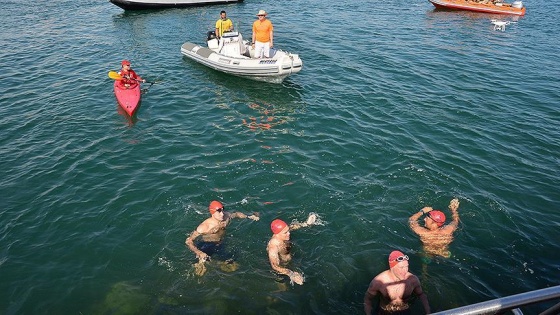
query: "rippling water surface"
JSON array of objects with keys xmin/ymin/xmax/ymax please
[{"xmin": 1, "ymin": 0, "xmax": 559, "ymax": 313}]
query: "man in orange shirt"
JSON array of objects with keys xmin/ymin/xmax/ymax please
[{"xmin": 252, "ymin": 10, "xmax": 274, "ymax": 58}]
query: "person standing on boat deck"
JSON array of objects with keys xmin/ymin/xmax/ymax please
[
  {"xmin": 364, "ymin": 250, "xmax": 430, "ymax": 315},
  {"xmin": 252, "ymin": 10, "xmax": 274, "ymax": 58},
  {"xmin": 117, "ymin": 60, "xmax": 144, "ymax": 89},
  {"xmin": 266, "ymin": 213, "xmax": 318, "ymax": 285},
  {"xmin": 215, "ymin": 10, "xmax": 233, "ymax": 38},
  {"xmin": 408, "ymin": 198, "xmax": 460, "ymax": 258},
  {"xmin": 185, "ymin": 200, "xmax": 259, "ymax": 265}
]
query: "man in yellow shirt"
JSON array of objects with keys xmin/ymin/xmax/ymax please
[
  {"xmin": 215, "ymin": 10, "xmax": 233, "ymax": 38},
  {"xmin": 252, "ymin": 10, "xmax": 274, "ymax": 58}
]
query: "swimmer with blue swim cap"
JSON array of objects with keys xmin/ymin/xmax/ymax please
[{"xmin": 408, "ymin": 198, "xmax": 461, "ymax": 258}]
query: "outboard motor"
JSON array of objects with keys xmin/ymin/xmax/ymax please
[
  {"xmin": 207, "ymin": 30, "xmax": 219, "ymax": 50},
  {"xmin": 511, "ymin": 1, "xmax": 523, "ymax": 8}
]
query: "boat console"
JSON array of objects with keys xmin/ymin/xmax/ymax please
[{"xmin": 208, "ymin": 31, "xmax": 248, "ymax": 57}]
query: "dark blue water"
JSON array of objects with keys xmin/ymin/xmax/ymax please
[{"xmin": 1, "ymin": 0, "xmax": 559, "ymax": 314}]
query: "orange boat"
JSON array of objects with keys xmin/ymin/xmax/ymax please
[{"xmin": 428, "ymin": 0, "xmax": 526, "ymax": 16}]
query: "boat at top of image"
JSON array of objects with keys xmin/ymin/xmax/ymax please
[
  {"xmin": 180, "ymin": 31, "xmax": 303, "ymax": 84},
  {"xmin": 109, "ymin": 0, "xmax": 243, "ymax": 10},
  {"xmin": 428, "ymin": 0, "xmax": 526, "ymax": 16}
]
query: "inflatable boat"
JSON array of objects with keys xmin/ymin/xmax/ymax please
[{"xmin": 180, "ymin": 31, "xmax": 303, "ymax": 84}]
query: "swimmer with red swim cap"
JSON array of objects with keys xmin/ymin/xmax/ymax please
[
  {"xmin": 364, "ymin": 250, "xmax": 430, "ymax": 314},
  {"xmin": 408, "ymin": 198, "xmax": 461, "ymax": 258},
  {"xmin": 266, "ymin": 213, "xmax": 318, "ymax": 285},
  {"xmin": 185, "ymin": 200, "xmax": 259, "ymax": 274}
]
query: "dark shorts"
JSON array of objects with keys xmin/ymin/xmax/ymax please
[
  {"xmin": 377, "ymin": 307, "xmax": 411, "ymax": 315},
  {"xmin": 198, "ymin": 242, "xmax": 234, "ymax": 261}
]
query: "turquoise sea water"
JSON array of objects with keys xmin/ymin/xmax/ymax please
[{"xmin": 1, "ymin": 0, "xmax": 559, "ymax": 314}]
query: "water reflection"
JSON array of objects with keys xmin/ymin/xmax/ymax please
[
  {"xmin": 196, "ymin": 72, "xmax": 307, "ymax": 132},
  {"xmin": 248, "ymin": 84, "xmax": 303, "ymax": 131}
]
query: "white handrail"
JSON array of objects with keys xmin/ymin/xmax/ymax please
[{"xmin": 431, "ymin": 285, "xmax": 560, "ymax": 315}]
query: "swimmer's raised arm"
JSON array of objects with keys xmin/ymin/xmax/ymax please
[
  {"xmin": 229, "ymin": 211, "xmax": 260, "ymax": 221},
  {"xmin": 445, "ymin": 198, "xmax": 460, "ymax": 231},
  {"xmin": 290, "ymin": 213, "xmax": 318, "ymax": 230},
  {"xmin": 409, "ymin": 207, "xmax": 431, "ymax": 234}
]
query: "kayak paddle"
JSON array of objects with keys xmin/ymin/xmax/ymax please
[
  {"xmin": 108, "ymin": 71, "xmax": 123, "ymax": 80},
  {"xmin": 108, "ymin": 70, "xmax": 159, "ymax": 84}
]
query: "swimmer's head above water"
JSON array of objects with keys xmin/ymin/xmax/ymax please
[
  {"xmin": 427, "ymin": 210, "xmax": 446, "ymax": 227},
  {"xmin": 388, "ymin": 250, "xmax": 410, "ymax": 280},
  {"xmin": 270, "ymin": 219, "xmax": 288, "ymax": 234},
  {"xmin": 388, "ymin": 250, "xmax": 409, "ymax": 269},
  {"xmin": 209, "ymin": 200, "xmax": 224, "ymax": 214}
]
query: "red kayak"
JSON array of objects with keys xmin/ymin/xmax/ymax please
[{"xmin": 113, "ymin": 81, "xmax": 141, "ymax": 116}]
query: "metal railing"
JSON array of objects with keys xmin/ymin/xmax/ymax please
[{"xmin": 431, "ymin": 285, "xmax": 560, "ymax": 315}]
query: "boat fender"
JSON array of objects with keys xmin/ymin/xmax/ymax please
[
  {"xmin": 511, "ymin": 1, "xmax": 523, "ymax": 8},
  {"xmin": 289, "ymin": 56, "xmax": 293, "ymax": 74}
]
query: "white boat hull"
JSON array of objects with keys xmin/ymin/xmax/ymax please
[{"xmin": 180, "ymin": 32, "xmax": 303, "ymax": 84}]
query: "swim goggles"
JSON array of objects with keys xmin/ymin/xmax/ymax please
[{"xmin": 391, "ymin": 255, "xmax": 409, "ymax": 262}]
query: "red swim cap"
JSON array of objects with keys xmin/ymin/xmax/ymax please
[
  {"xmin": 270, "ymin": 219, "xmax": 288, "ymax": 234},
  {"xmin": 428, "ymin": 210, "xmax": 446, "ymax": 227},
  {"xmin": 121, "ymin": 60, "xmax": 131, "ymax": 66},
  {"xmin": 208, "ymin": 200, "xmax": 223, "ymax": 214},
  {"xmin": 389, "ymin": 250, "xmax": 405, "ymax": 269}
]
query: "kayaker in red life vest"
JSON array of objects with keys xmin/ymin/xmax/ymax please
[{"xmin": 117, "ymin": 60, "xmax": 145, "ymax": 89}]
